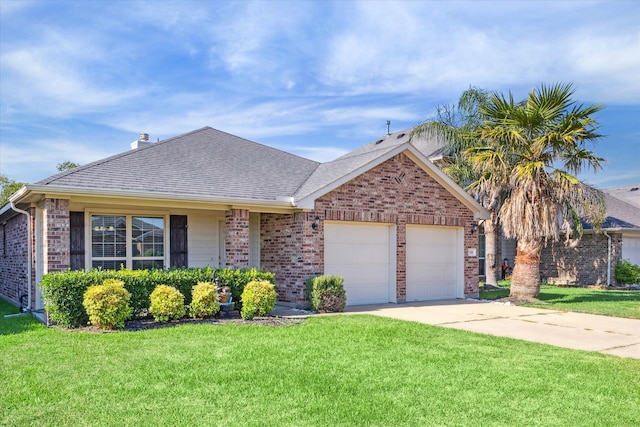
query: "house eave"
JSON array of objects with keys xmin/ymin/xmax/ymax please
[
  {"xmin": 10, "ymin": 184, "xmax": 299, "ymax": 212},
  {"xmin": 295, "ymin": 143, "xmax": 489, "ymax": 219}
]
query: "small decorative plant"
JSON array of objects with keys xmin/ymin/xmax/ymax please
[
  {"xmin": 240, "ymin": 280, "xmax": 277, "ymax": 320},
  {"xmin": 149, "ymin": 285, "xmax": 186, "ymax": 322},
  {"xmin": 82, "ymin": 279, "xmax": 132, "ymax": 330},
  {"xmin": 189, "ymin": 282, "xmax": 220, "ymax": 318}
]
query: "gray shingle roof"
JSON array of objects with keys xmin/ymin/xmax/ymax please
[
  {"xmin": 34, "ymin": 126, "xmax": 448, "ymax": 205},
  {"xmin": 335, "ymin": 128, "xmax": 445, "ymax": 161},
  {"xmin": 600, "ymin": 186, "xmax": 640, "ymax": 229},
  {"xmin": 293, "ymin": 129, "xmax": 445, "ymax": 200},
  {"xmin": 37, "ymin": 127, "xmax": 320, "ymax": 201}
]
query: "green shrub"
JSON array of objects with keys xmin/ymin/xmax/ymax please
[
  {"xmin": 240, "ymin": 280, "xmax": 277, "ymax": 320},
  {"xmin": 40, "ymin": 270, "xmax": 111, "ymax": 327},
  {"xmin": 82, "ymin": 279, "xmax": 132, "ymax": 330},
  {"xmin": 149, "ymin": 285, "xmax": 186, "ymax": 322},
  {"xmin": 615, "ymin": 259, "xmax": 640, "ymax": 285},
  {"xmin": 189, "ymin": 282, "xmax": 220, "ymax": 318},
  {"xmin": 215, "ymin": 268, "xmax": 275, "ymax": 309},
  {"xmin": 39, "ymin": 267, "xmax": 274, "ymax": 327},
  {"xmin": 306, "ymin": 275, "xmax": 346, "ymax": 313}
]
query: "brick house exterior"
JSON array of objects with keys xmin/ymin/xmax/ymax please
[
  {"xmin": 0, "ymin": 212, "xmax": 33, "ymax": 308},
  {"xmin": 262, "ymin": 153, "xmax": 479, "ymax": 303},
  {"xmin": 0, "ymin": 127, "xmax": 488, "ymax": 314},
  {"xmin": 539, "ymin": 232, "xmax": 623, "ymax": 286}
]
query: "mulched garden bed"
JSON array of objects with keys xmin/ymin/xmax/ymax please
[{"xmin": 63, "ymin": 313, "xmax": 305, "ymax": 333}]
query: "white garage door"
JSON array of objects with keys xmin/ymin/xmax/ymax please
[
  {"xmin": 324, "ymin": 222, "xmax": 394, "ymax": 305},
  {"xmin": 622, "ymin": 236, "xmax": 640, "ymax": 267},
  {"xmin": 406, "ymin": 225, "xmax": 462, "ymax": 301}
]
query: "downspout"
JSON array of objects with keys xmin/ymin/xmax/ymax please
[
  {"xmin": 603, "ymin": 230, "xmax": 611, "ymax": 286},
  {"xmin": 10, "ymin": 202, "xmax": 32, "ymax": 311}
]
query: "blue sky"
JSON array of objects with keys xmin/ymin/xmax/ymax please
[{"xmin": 1, "ymin": 0, "xmax": 639, "ymax": 188}]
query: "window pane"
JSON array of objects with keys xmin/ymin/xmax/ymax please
[
  {"xmin": 132, "ymin": 217, "xmax": 164, "ymax": 258},
  {"xmin": 132, "ymin": 259, "xmax": 164, "ymax": 270},
  {"xmin": 92, "ymin": 260, "xmax": 126, "ymax": 270},
  {"xmin": 91, "ymin": 215, "xmax": 126, "ymax": 258}
]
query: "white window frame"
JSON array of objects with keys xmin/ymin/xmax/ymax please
[{"xmin": 85, "ymin": 211, "xmax": 170, "ymax": 270}]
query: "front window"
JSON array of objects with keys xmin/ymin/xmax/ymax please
[{"xmin": 91, "ymin": 215, "xmax": 165, "ymax": 270}]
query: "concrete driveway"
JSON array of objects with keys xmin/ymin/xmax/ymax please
[{"xmin": 343, "ymin": 299, "xmax": 640, "ymax": 359}]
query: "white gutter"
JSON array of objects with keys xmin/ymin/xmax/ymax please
[
  {"xmin": 13, "ymin": 184, "xmax": 298, "ymax": 208},
  {"xmin": 603, "ymin": 230, "xmax": 611, "ymax": 286},
  {"xmin": 10, "ymin": 202, "xmax": 32, "ymax": 311}
]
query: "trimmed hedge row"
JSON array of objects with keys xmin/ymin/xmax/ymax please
[{"xmin": 40, "ymin": 267, "xmax": 275, "ymax": 328}]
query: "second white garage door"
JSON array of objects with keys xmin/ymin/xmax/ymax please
[
  {"xmin": 324, "ymin": 222, "xmax": 395, "ymax": 305},
  {"xmin": 623, "ymin": 236, "xmax": 640, "ymax": 267},
  {"xmin": 406, "ymin": 225, "xmax": 462, "ymax": 301}
]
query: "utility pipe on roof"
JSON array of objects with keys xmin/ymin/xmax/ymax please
[
  {"xmin": 603, "ymin": 230, "xmax": 612, "ymax": 286},
  {"xmin": 10, "ymin": 202, "xmax": 32, "ymax": 311}
]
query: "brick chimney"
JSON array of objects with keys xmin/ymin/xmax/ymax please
[{"xmin": 130, "ymin": 132, "xmax": 152, "ymax": 150}]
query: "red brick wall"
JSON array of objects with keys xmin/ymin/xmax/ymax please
[
  {"xmin": 540, "ymin": 232, "xmax": 622, "ymax": 286},
  {"xmin": 225, "ymin": 208, "xmax": 250, "ymax": 268},
  {"xmin": 262, "ymin": 153, "xmax": 479, "ymax": 304},
  {"xmin": 43, "ymin": 199, "xmax": 70, "ymax": 275},
  {"xmin": 260, "ymin": 211, "xmax": 321, "ymax": 302},
  {"xmin": 0, "ymin": 211, "xmax": 31, "ymax": 306}
]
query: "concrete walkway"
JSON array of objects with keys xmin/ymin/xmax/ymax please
[{"xmin": 340, "ymin": 299, "xmax": 640, "ymax": 359}]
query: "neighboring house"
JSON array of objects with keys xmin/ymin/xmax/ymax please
[
  {"xmin": 0, "ymin": 127, "xmax": 488, "ymax": 316},
  {"xmin": 539, "ymin": 185, "xmax": 640, "ymax": 286},
  {"xmin": 477, "ymin": 185, "xmax": 640, "ymax": 286}
]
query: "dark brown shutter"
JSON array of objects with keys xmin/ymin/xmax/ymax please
[
  {"xmin": 70, "ymin": 212, "xmax": 85, "ymax": 270},
  {"xmin": 170, "ymin": 215, "xmax": 188, "ymax": 268}
]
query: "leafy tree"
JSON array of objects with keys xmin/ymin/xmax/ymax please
[
  {"xmin": 56, "ymin": 161, "xmax": 80, "ymax": 171},
  {"xmin": 466, "ymin": 83, "xmax": 606, "ymax": 299},
  {"xmin": 412, "ymin": 87, "xmax": 506, "ymax": 286},
  {"xmin": 0, "ymin": 174, "xmax": 25, "ymax": 206}
]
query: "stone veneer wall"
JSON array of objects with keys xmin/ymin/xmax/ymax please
[
  {"xmin": 540, "ymin": 232, "xmax": 622, "ymax": 286},
  {"xmin": 261, "ymin": 153, "xmax": 479, "ymax": 304},
  {"xmin": 225, "ymin": 208, "xmax": 250, "ymax": 268}
]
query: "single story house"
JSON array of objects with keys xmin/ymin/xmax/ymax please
[
  {"xmin": 0, "ymin": 127, "xmax": 489, "ymax": 317},
  {"xmin": 539, "ymin": 185, "xmax": 640, "ymax": 286}
]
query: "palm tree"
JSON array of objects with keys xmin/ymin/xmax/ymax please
[
  {"xmin": 467, "ymin": 83, "xmax": 606, "ymax": 299},
  {"xmin": 412, "ymin": 87, "xmax": 506, "ymax": 286}
]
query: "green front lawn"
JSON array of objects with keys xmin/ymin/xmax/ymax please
[
  {"xmin": 480, "ymin": 283, "xmax": 640, "ymax": 319},
  {"xmin": 1, "ymin": 299, "xmax": 639, "ymax": 426}
]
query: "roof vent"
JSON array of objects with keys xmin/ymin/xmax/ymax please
[
  {"xmin": 631, "ymin": 187, "xmax": 638, "ymax": 191},
  {"xmin": 396, "ymin": 133, "xmax": 406, "ymax": 139},
  {"xmin": 375, "ymin": 139, "xmax": 384, "ymax": 145}
]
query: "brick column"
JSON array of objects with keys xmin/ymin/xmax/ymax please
[
  {"xmin": 43, "ymin": 198, "xmax": 70, "ymax": 274},
  {"xmin": 396, "ymin": 216, "xmax": 406, "ymax": 302},
  {"xmin": 225, "ymin": 209, "xmax": 250, "ymax": 268}
]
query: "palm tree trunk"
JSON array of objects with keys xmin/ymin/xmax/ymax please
[
  {"xmin": 509, "ymin": 239, "xmax": 542, "ymax": 300},
  {"xmin": 483, "ymin": 212, "xmax": 499, "ymax": 286}
]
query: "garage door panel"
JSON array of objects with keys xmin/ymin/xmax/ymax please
[
  {"xmin": 325, "ymin": 222, "xmax": 393, "ymax": 306},
  {"xmin": 623, "ymin": 236, "xmax": 640, "ymax": 266},
  {"xmin": 406, "ymin": 225, "xmax": 461, "ymax": 302}
]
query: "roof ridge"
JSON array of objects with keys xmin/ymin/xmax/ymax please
[{"xmin": 37, "ymin": 127, "xmax": 214, "ymax": 185}]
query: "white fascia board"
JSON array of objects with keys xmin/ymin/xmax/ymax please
[
  {"xmin": 296, "ymin": 143, "xmax": 489, "ymax": 219},
  {"xmin": 12, "ymin": 184, "xmax": 298, "ymax": 211}
]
